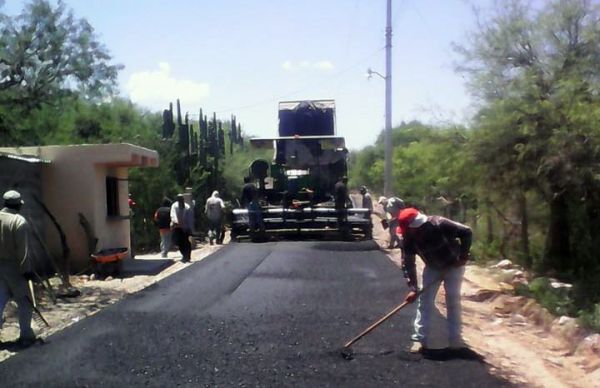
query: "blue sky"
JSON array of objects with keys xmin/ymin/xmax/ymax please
[{"xmin": 4, "ymin": 0, "xmax": 490, "ymax": 149}]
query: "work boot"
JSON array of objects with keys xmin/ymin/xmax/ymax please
[{"xmin": 409, "ymin": 342, "xmax": 426, "ymax": 354}]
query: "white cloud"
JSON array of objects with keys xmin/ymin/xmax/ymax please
[
  {"xmin": 281, "ymin": 60, "xmax": 335, "ymax": 71},
  {"xmin": 125, "ymin": 62, "xmax": 210, "ymax": 110},
  {"xmin": 282, "ymin": 60, "xmax": 293, "ymax": 70},
  {"xmin": 313, "ymin": 61, "xmax": 334, "ymax": 70}
]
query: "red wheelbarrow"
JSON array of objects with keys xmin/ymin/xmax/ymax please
[{"xmin": 91, "ymin": 247, "xmax": 128, "ymax": 277}]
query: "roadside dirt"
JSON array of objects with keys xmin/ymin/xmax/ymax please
[{"xmin": 2, "ymin": 220, "xmax": 599, "ymax": 387}]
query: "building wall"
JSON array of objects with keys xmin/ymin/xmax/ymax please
[{"xmin": 0, "ymin": 144, "xmax": 158, "ymax": 272}]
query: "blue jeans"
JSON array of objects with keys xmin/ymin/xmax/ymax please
[
  {"xmin": 411, "ymin": 265, "xmax": 465, "ymax": 347},
  {"xmin": 159, "ymin": 229, "xmax": 171, "ymax": 257},
  {"xmin": 248, "ymin": 202, "xmax": 264, "ymax": 231}
]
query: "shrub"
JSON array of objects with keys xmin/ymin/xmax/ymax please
[
  {"xmin": 578, "ymin": 304, "xmax": 600, "ymax": 333},
  {"xmin": 528, "ymin": 277, "xmax": 576, "ymax": 316}
]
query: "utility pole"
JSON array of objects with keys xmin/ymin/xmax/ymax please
[{"xmin": 384, "ymin": 0, "xmax": 393, "ymax": 197}]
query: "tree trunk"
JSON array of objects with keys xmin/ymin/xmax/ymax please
[
  {"xmin": 518, "ymin": 191, "xmax": 531, "ymax": 269},
  {"xmin": 486, "ymin": 201, "xmax": 494, "ymax": 244},
  {"xmin": 543, "ymin": 193, "xmax": 570, "ymax": 273}
]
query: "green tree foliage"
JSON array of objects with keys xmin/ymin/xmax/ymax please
[
  {"xmin": 349, "ymin": 121, "xmax": 474, "ymax": 220},
  {"xmin": 447, "ymin": 0, "xmax": 600, "ymax": 324},
  {"xmin": 454, "ymin": 0, "xmax": 600, "ymax": 278},
  {"xmin": 221, "ymin": 140, "xmax": 271, "ymax": 204},
  {"xmin": 0, "ymin": 0, "xmax": 121, "ymax": 144}
]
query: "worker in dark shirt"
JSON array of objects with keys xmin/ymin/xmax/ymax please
[
  {"xmin": 153, "ymin": 198, "xmax": 172, "ymax": 258},
  {"xmin": 241, "ymin": 177, "xmax": 262, "ymax": 232},
  {"xmin": 359, "ymin": 186, "xmax": 373, "ymax": 214},
  {"xmin": 241, "ymin": 176, "xmax": 257, "ymax": 207},
  {"xmin": 334, "ymin": 176, "xmax": 350, "ymax": 210},
  {"xmin": 334, "ymin": 176, "xmax": 351, "ymax": 237},
  {"xmin": 398, "ymin": 207, "xmax": 472, "ymax": 354}
]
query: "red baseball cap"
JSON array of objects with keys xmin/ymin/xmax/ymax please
[{"xmin": 397, "ymin": 207, "xmax": 427, "ymax": 235}]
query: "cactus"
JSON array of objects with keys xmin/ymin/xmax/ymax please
[
  {"xmin": 161, "ymin": 103, "xmax": 175, "ymax": 139},
  {"xmin": 218, "ymin": 121, "xmax": 225, "ymax": 157},
  {"xmin": 208, "ymin": 113, "xmax": 217, "ymax": 158}
]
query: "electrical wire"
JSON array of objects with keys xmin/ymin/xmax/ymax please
[{"xmin": 208, "ymin": 46, "xmax": 385, "ymax": 115}]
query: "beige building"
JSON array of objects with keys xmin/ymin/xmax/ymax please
[{"xmin": 0, "ymin": 144, "xmax": 159, "ymax": 272}]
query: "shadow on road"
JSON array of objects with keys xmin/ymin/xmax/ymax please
[
  {"xmin": 0, "ymin": 338, "xmax": 44, "ymax": 351},
  {"xmin": 423, "ymin": 347, "xmax": 486, "ymax": 363}
]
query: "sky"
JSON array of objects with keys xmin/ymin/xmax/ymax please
[{"xmin": 4, "ymin": 0, "xmax": 490, "ymax": 150}]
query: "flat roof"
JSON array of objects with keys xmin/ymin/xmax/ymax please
[
  {"xmin": 0, "ymin": 152, "xmax": 51, "ymax": 164},
  {"xmin": 0, "ymin": 143, "xmax": 159, "ymax": 168}
]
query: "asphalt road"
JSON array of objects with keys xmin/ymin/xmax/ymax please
[{"xmin": 0, "ymin": 241, "xmax": 513, "ymax": 387}]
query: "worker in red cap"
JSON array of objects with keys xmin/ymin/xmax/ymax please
[{"xmin": 397, "ymin": 207, "xmax": 472, "ymax": 353}]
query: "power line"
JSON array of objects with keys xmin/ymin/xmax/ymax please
[{"xmin": 209, "ymin": 46, "xmax": 385, "ymax": 115}]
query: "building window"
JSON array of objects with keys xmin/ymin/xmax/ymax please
[{"xmin": 106, "ymin": 176, "xmax": 120, "ymax": 216}]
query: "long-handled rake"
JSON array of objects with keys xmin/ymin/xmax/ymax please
[
  {"xmin": 340, "ymin": 276, "xmax": 442, "ymax": 360},
  {"xmin": 25, "ymin": 293, "xmax": 50, "ymax": 328}
]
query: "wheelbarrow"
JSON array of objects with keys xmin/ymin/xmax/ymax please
[{"xmin": 91, "ymin": 247, "xmax": 128, "ymax": 277}]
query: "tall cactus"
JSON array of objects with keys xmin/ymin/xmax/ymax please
[
  {"xmin": 179, "ymin": 109, "xmax": 189, "ymax": 154},
  {"xmin": 198, "ymin": 109, "xmax": 205, "ymax": 167},
  {"xmin": 208, "ymin": 113, "xmax": 217, "ymax": 158},
  {"xmin": 190, "ymin": 123, "xmax": 197, "ymax": 156},
  {"xmin": 229, "ymin": 115, "xmax": 236, "ymax": 154},
  {"xmin": 218, "ymin": 121, "xmax": 225, "ymax": 157},
  {"xmin": 164, "ymin": 100, "xmax": 246, "ymax": 192},
  {"xmin": 200, "ymin": 111, "xmax": 208, "ymax": 168},
  {"xmin": 162, "ymin": 102, "xmax": 175, "ymax": 139},
  {"xmin": 238, "ymin": 123, "xmax": 244, "ymax": 149}
]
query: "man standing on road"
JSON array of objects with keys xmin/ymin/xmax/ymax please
[
  {"xmin": 170, "ymin": 194, "xmax": 194, "ymax": 262},
  {"xmin": 398, "ymin": 207, "xmax": 472, "ymax": 353},
  {"xmin": 205, "ymin": 191, "xmax": 225, "ymax": 245},
  {"xmin": 334, "ymin": 176, "xmax": 350, "ymax": 209},
  {"xmin": 0, "ymin": 190, "xmax": 37, "ymax": 346},
  {"xmin": 154, "ymin": 198, "xmax": 172, "ymax": 258},
  {"xmin": 334, "ymin": 177, "xmax": 351, "ymax": 238},
  {"xmin": 359, "ymin": 186, "xmax": 373, "ymax": 217},
  {"xmin": 378, "ymin": 196, "xmax": 405, "ymax": 249},
  {"xmin": 241, "ymin": 177, "xmax": 263, "ymax": 233}
]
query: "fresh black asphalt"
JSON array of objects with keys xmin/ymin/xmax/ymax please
[{"xmin": 0, "ymin": 241, "xmax": 513, "ymax": 387}]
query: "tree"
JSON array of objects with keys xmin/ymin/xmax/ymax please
[
  {"xmin": 0, "ymin": 0, "xmax": 122, "ymax": 144},
  {"xmin": 455, "ymin": 0, "xmax": 600, "ymax": 272},
  {"xmin": 0, "ymin": 0, "xmax": 121, "ymax": 105}
]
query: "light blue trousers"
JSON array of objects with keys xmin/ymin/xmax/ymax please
[
  {"xmin": 411, "ymin": 265, "xmax": 465, "ymax": 347},
  {"xmin": 159, "ymin": 229, "xmax": 172, "ymax": 257}
]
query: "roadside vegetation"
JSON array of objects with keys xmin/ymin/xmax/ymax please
[
  {"xmin": 350, "ymin": 0, "xmax": 600, "ymax": 332},
  {"xmin": 1, "ymin": 0, "xmax": 599, "ymax": 331}
]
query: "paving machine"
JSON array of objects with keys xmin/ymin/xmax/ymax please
[{"xmin": 231, "ymin": 100, "xmax": 372, "ymax": 240}]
